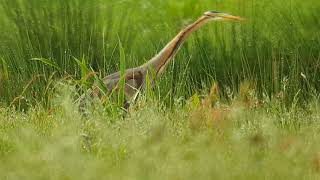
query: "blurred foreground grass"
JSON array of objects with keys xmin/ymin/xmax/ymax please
[{"xmin": 0, "ymin": 84, "xmax": 320, "ymax": 179}]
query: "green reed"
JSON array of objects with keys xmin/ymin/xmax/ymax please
[{"xmin": 0, "ymin": 0, "xmax": 319, "ymax": 108}]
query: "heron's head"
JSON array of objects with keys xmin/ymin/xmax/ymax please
[{"xmin": 203, "ymin": 11, "xmax": 244, "ymax": 21}]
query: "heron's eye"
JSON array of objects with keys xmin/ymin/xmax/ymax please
[{"xmin": 209, "ymin": 11, "xmax": 222, "ymax": 14}]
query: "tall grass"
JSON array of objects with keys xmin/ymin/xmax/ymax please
[{"xmin": 0, "ymin": 0, "xmax": 319, "ymax": 108}]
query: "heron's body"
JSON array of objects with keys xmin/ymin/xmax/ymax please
[
  {"xmin": 93, "ymin": 11, "xmax": 243, "ymax": 107},
  {"xmin": 99, "ymin": 67, "xmax": 145, "ymax": 98}
]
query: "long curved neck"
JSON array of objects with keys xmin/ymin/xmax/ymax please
[{"xmin": 142, "ymin": 15, "xmax": 212, "ymax": 76}]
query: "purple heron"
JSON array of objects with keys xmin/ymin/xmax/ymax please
[{"xmin": 92, "ymin": 11, "xmax": 244, "ymax": 108}]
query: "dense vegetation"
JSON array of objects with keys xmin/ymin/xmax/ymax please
[
  {"xmin": 0, "ymin": 0, "xmax": 319, "ymax": 179},
  {"xmin": 0, "ymin": 0, "xmax": 319, "ymax": 107}
]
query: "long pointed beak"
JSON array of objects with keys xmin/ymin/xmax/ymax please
[{"xmin": 222, "ymin": 14, "xmax": 245, "ymax": 21}]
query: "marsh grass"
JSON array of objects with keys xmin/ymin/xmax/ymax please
[
  {"xmin": 0, "ymin": 0, "xmax": 319, "ymax": 108},
  {"xmin": 0, "ymin": 1, "xmax": 320, "ymax": 178}
]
